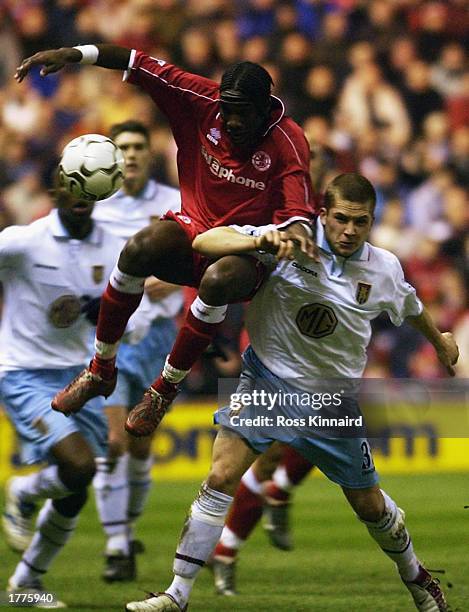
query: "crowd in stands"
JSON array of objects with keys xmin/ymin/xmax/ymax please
[{"xmin": 0, "ymin": 0, "xmax": 468, "ymax": 382}]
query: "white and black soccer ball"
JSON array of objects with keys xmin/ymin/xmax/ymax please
[{"xmin": 59, "ymin": 134, "xmax": 125, "ymax": 201}]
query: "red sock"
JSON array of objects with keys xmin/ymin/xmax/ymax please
[
  {"xmin": 163, "ymin": 310, "xmax": 219, "ymax": 373},
  {"xmin": 264, "ymin": 481, "xmax": 290, "ymax": 504},
  {"xmin": 90, "ymin": 355, "xmax": 116, "ymax": 380},
  {"xmin": 96, "ymin": 283, "xmax": 143, "ymax": 344},
  {"xmin": 213, "ymin": 542, "xmax": 237, "ymax": 561},
  {"xmin": 282, "ymin": 447, "xmax": 314, "ymax": 486},
  {"xmin": 224, "ymin": 481, "xmax": 263, "ymax": 541}
]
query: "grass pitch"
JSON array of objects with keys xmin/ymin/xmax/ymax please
[{"xmin": 1, "ymin": 473, "xmax": 467, "ymax": 611}]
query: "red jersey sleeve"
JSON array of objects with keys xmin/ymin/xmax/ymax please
[
  {"xmin": 270, "ymin": 120, "xmax": 316, "ymax": 226},
  {"xmin": 124, "ymin": 50, "xmax": 219, "ymax": 127}
]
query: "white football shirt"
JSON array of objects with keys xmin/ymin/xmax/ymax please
[
  {"xmin": 93, "ymin": 179, "xmax": 183, "ymax": 322},
  {"xmin": 233, "ymin": 218, "xmax": 423, "ymax": 384},
  {"xmin": 0, "ymin": 210, "xmax": 124, "ymax": 371}
]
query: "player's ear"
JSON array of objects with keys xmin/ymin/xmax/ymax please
[{"xmin": 319, "ymin": 207, "xmax": 327, "ymax": 225}]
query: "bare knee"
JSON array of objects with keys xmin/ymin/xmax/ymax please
[
  {"xmin": 207, "ymin": 463, "xmax": 241, "ymax": 496},
  {"xmin": 253, "ymin": 444, "xmax": 285, "ymax": 482},
  {"xmin": 58, "ymin": 455, "xmax": 96, "ymax": 491},
  {"xmin": 200, "ymin": 257, "xmax": 256, "ymax": 304},
  {"xmin": 107, "ymin": 434, "xmax": 127, "ymax": 459},
  {"xmin": 120, "ymin": 229, "xmax": 157, "ymax": 276},
  {"xmin": 128, "ymin": 434, "xmax": 152, "ymax": 460}
]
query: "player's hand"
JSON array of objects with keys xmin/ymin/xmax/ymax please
[
  {"xmin": 435, "ymin": 332, "xmax": 459, "ymax": 376},
  {"xmin": 254, "ymin": 230, "xmax": 296, "ymax": 261},
  {"xmin": 15, "ymin": 48, "xmax": 80, "ymax": 82},
  {"xmin": 280, "ymin": 223, "xmax": 320, "ymax": 262},
  {"xmin": 144, "ymin": 277, "xmax": 179, "ymax": 302}
]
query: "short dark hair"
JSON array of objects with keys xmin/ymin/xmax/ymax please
[
  {"xmin": 220, "ymin": 61, "xmax": 273, "ymax": 113},
  {"xmin": 324, "ymin": 173, "xmax": 376, "ymax": 214},
  {"xmin": 109, "ymin": 120, "xmax": 150, "ymax": 143}
]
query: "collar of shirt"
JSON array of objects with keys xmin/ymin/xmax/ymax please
[
  {"xmin": 315, "ymin": 217, "xmax": 369, "ymax": 277},
  {"xmin": 49, "ymin": 209, "xmax": 103, "ymax": 245},
  {"xmin": 113, "ymin": 179, "xmax": 158, "ymax": 202}
]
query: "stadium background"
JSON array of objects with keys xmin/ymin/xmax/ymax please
[{"xmin": 0, "ymin": 2, "xmax": 468, "ymax": 610}]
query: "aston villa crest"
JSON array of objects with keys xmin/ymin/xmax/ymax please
[
  {"xmin": 356, "ymin": 282, "xmax": 372, "ymax": 304},
  {"xmin": 92, "ymin": 265, "xmax": 104, "ymax": 284}
]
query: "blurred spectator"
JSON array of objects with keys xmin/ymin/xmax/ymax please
[
  {"xmin": 337, "ymin": 60, "xmax": 410, "ymax": 153},
  {"xmin": 402, "ymin": 60, "xmax": 444, "ymax": 135},
  {"xmin": 295, "ymin": 65, "xmax": 337, "ymax": 124},
  {"xmin": 431, "ymin": 42, "xmax": 467, "ymax": 98}
]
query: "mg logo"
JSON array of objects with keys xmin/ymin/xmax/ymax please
[{"xmin": 296, "ymin": 303, "xmax": 337, "ymax": 338}]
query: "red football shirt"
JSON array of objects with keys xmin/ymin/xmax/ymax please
[{"xmin": 125, "ymin": 51, "xmax": 315, "ymax": 232}]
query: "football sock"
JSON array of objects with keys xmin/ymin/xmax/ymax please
[
  {"xmin": 93, "ymin": 455, "xmax": 130, "ymax": 556},
  {"xmin": 215, "ymin": 467, "xmax": 263, "ymax": 560},
  {"xmin": 94, "ymin": 266, "xmax": 145, "ymax": 352},
  {"xmin": 12, "ymin": 466, "xmax": 71, "ymax": 504},
  {"xmin": 362, "ymin": 490, "xmax": 420, "ymax": 582},
  {"xmin": 127, "ymin": 455, "xmax": 153, "ymax": 530},
  {"xmin": 12, "ymin": 500, "xmax": 78, "ymax": 585},
  {"xmin": 167, "ymin": 482, "xmax": 232, "ymax": 608},
  {"xmin": 157, "ymin": 298, "xmax": 227, "ymax": 386},
  {"xmin": 282, "ymin": 446, "xmax": 314, "ymax": 486}
]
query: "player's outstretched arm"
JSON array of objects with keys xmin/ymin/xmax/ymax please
[
  {"xmin": 406, "ymin": 307, "xmax": 459, "ymax": 376},
  {"xmin": 192, "ymin": 227, "xmax": 295, "ymax": 260},
  {"xmin": 15, "ymin": 45, "xmax": 131, "ymax": 82}
]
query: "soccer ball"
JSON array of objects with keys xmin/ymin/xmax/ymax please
[{"xmin": 59, "ymin": 134, "xmax": 125, "ymax": 201}]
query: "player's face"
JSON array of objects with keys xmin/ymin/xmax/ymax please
[
  {"xmin": 320, "ymin": 200, "xmax": 374, "ymax": 257},
  {"xmin": 114, "ymin": 131, "xmax": 151, "ymax": 185},
  {"xmin": 220, "ymin": 101, "xmax": 266, "ymax": 147},
  {"xmin": 56, "ymin": 189, "xmax": 95, "ymax": 220}
]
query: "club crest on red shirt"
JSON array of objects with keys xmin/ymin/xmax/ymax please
[{"xmin": 252, "ymin": 151, "xmax": 271, "ymax": 172}]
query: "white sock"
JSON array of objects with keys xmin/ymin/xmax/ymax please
[
  {"xmin": 13, "ymin": 466, "xmax": 71, "ymax": 504},
  {"xmin": 93, "ymin": 455, "xmax": 130, "ymax": 556},
  {"xmin": 218, "ymin": 526, "xmax": 243, "ymax": 552},
  {"xmin": 241, "ymin": 466, "xmax": 264, "ymax": 495},
  {"xmin": 190, "ymin": 296, "xmax": 227, "ymax": 324},
  {"xmin": 12, "ymin": 500, "xmax": 78, "ymax": 585},
  {"xmin": 362, "ymin": 490, "xmax": 420, "ymax": 582},
  {"xmin": 272, "ymin": 465, "xmax": 292, "ymax": 492},
  {"xmin": 167, "ymin": 483, "xmax": 233, "ymax": 608},
  {"xmin": 127, "ymin": 454, "xmax": 153, "ymax": 529},
  {"xmin": 162, "ymin": 356, "xmax": 190, "ymax": 385}
]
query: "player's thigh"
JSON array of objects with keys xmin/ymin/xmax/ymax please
[
  {"xmin": 200, "ymin": 255, "xmax": 263, "ymax": 304},
  {"xmin": 252, "ymin": 441, "xmax": 287, "ymax": 481},
  {"xmin": 0, "ymin": 368, "xmax": 85, "ymax": 465},
  {"xmin": 342, "ymin": 485, "xmax": 384, "ymax": 522},
  {"xmin": 208, "ymin": 428, "xmax": 258, "ymax": 495},
  {"xmin": 118, "ymin": 219, "xmax": 196, "ymax": 284}
]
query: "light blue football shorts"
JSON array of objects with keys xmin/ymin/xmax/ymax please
[
  {"xmin": 103, "ymin": 317, "xmax": 177, "ymax": 409},
  {"xmin": 215, "ymin": 346, "xmax": 379, "ymax": 490},
  {"xmin": 0, "ymin": 367, "xmax": 107, "ymax": 465}
]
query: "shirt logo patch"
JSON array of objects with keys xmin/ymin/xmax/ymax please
[
  {"xmin": 92, "ymin": 265, "xmax": 104, "ymax": 284},
  {"xmin": 201, "ymin": 146, "xmax": 266, "ymax": 191},
  {"xmin": 206, "ymin": 127, "xmax": 221, "ymax": 145},
  {"xmin": 296, "ymin": 303, "xmax": 337, "ymax": 339},
  {"xmin": 356, "ymin": 282, "xmax": 372, "ymax": 304},
  {"xmin": 252, "ymin": 150, "xmax": 271, "ymax": 172},
  {"xmin": 48, "ymin": 295, "xmax": 81, "ymax": 328},
  {"xmin": 292, "ymin": 261, "xmax": 318, "ymax": 277},
  {"xmin": 176, "ymin": 214, "xmax": 192, "ymax": 224}
]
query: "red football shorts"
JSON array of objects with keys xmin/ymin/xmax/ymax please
[{"xmin": 162, "ymin": 210, "xmax": 266, "ymax": 298}]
